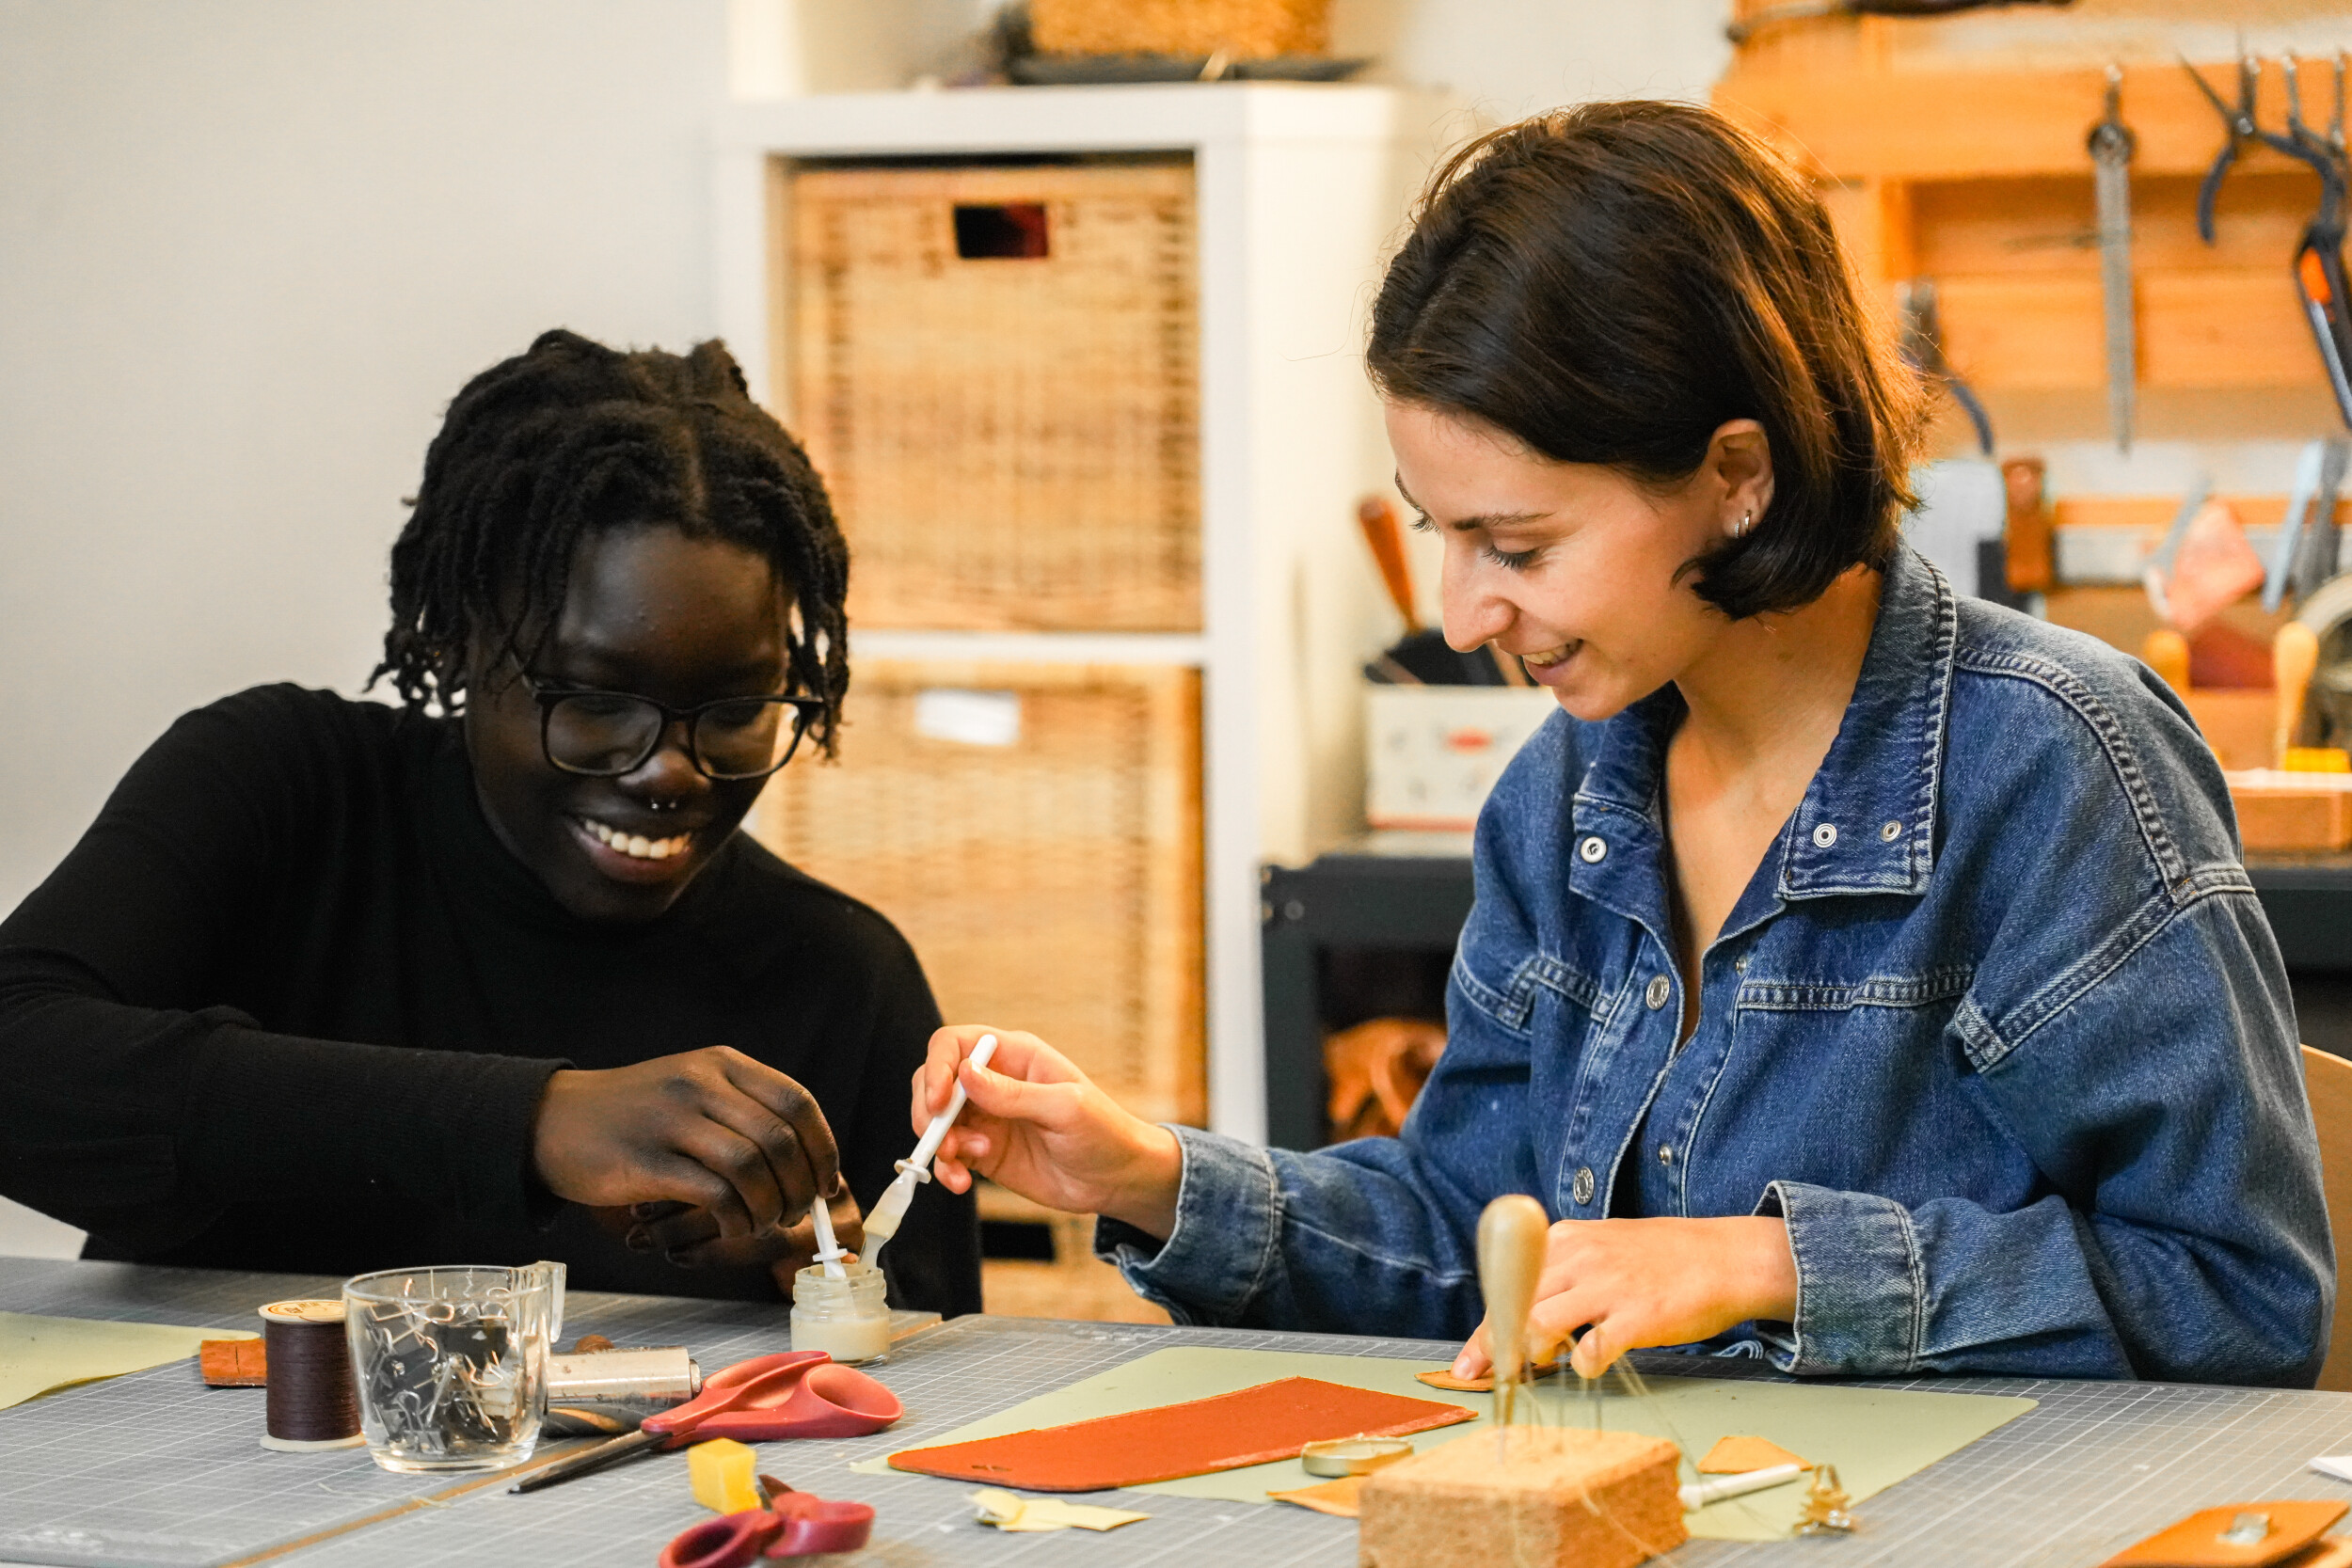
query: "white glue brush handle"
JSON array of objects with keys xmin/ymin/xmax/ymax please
[
  {"xmin": 808, "ymin": 1180, "xmax": 848, "ymax": 1280},
  {"xmin": 907, "ymin": 1034, "xmax": 999, "ymax": 1176}
]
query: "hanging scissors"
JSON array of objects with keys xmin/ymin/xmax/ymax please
[
  {"xmin": 510, "ymin": 1351, "xmax": 902, "ymax": 1494},
  {"xmin": 660, "ymin": 1477, "xmax": 876, "ymax": 1568}
]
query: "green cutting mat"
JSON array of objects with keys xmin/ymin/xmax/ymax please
[{"xmin": 864, "ymin": 1345, "xmax": 2036, "ymax": 1541}]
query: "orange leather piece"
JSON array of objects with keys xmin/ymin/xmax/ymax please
[
  {"xmin": 199, "ymin": 1338, "xmax": 266, "ymax": 1387},
  {"xmin": 888, "ymin": 1377, "xmax": 1475, "ymax": 1492},
  {"xmin": 1414, "ymin": 1363, "xmax": 1557, "ymax": 1393},
  {"xmin": 1269, "ymin": 1476, "xmax": 1363, "ymax": 1517},
  {"xmin": 2103, "ymin": 1502, "xmax": 2347, "ymax": 1567}
]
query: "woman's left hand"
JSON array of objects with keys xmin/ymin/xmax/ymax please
[
  {"xmin": 612, "ymin": 1187, "xmax": 866, "ymax": 1291},
  {"xmin": 1451, "ymin": 1215, "xmax": 1799, "ymax": 1381}
]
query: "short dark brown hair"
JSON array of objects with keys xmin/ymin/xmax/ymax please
[{"xmin": 1367, "ymin": 101, "xmax": 1925, "ymax": 619}]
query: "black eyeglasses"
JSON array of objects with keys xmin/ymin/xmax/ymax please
[{"xmin": 516, "ymin": 673, "xmax": 825, "ymax": 782}]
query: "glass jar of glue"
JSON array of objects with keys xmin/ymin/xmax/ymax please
[{"xmin": 790, "ymin": 1262, "xmax": 892, "ymax": 1364}]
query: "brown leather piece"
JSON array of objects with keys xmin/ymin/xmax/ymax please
[
  {"xmin": 199, "ymin": 1338, "xmax": 266, "ymax": 1386},
  {"xmin": 1415, "ymin": 1363, "xmax": 1557, "ymax": 1393},
  {"xmin": 1326, "ymin": 1019, "xmax": 1446, "ymax": 1141},
  {"xmin": 2103, "ymin": 1502, "xmax": 2348, "ymax": 1567},
  {"xmin": 887, "ymin": 1377, "xmax": 1475, "ymax": 1492},
  {"xmin": 1696, "ymin": 1435, "xmax": 1812, "ymax": 1474}
]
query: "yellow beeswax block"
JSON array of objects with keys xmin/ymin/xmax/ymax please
[{"xmin": 688, "ymin": 1437, "xmax": 763, "ymax": 1514}]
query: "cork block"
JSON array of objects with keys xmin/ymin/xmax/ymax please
[{"xmin": 1359, "ymin": 1428, "xmax": 1686, "ymax": 1568}]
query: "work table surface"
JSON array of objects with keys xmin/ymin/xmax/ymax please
[{"xmin": 7, "ymin": 1258, "xmax": 2352, "ymax": 1567}]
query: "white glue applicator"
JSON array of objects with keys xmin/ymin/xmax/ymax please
[
  {"xmin": 864, "ymin": 1034, "xmax": 998, "ymax": 1275},
  {"xmin": 807, "ymin": 1180, "xmax": 850, "ymax": 1281}
]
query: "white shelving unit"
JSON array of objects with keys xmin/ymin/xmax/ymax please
[{"xmin": 713, "ymin": 83, "xmax": 1445, "ymax": 1144}]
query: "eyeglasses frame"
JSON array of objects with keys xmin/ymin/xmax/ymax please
[{"xmin": 514, "ymin": 672, "xmax": 825, "ymax": 782}]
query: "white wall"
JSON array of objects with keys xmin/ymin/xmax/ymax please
[{"xmin": 0, "ymin": 0, "xmax": 730, "ymax": 1255}]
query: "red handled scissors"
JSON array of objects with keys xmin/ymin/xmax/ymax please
[
  {"xmin": 660, "ymin": 1480, "xmax": 876, "ymax": 1568},
  {"xmin": 512, "ymin": 1352, "xmax": 902, "ymax": 1494}
]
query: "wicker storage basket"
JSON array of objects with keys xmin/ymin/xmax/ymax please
[
  {"xmin": 1031, "ymin": 0, "xmax": 1329, "ymax": 58},
  {"xmin": 753, "ymin": 660, "xmax": 1203, "ymax": 1126},
  {"xmin": 787, "ymin": 162, "xmax": 1200, "ymax": 632}
]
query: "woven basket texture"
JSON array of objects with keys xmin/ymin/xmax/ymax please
[
  {"xmin": 754, "ymin": 660, "xmax": 1204, "ymax": 1126},
  {"xmin": 1031, "ymin": 0, "xmax": 1329, "ymax": 57},
  {"xmin": 788, "ymin": 163, "xmax": 1200, "ymax": 632}
]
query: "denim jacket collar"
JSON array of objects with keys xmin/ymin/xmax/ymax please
[{"xmin": 1569, "ymin": 544, "xmax": 1957, "ymax": 917}]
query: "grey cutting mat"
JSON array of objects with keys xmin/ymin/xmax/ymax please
[
  {"xmin": 0, "ymin": 1260, "xmax": 794, "ymax": 1568},
  {"xmin": 13, "ymin": 1259, "xmax": 2352, "ymax": 1567},
  {"xmin": 278, "ymin": 1317, "xmax": 2352, "ymax": 1568}
]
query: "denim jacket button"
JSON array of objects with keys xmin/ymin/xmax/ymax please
[
  {"xmin": 1880, "ymin": 819, "xmax": 1902, "ymax": 842},
  {"xmin": 1645, "ymin": 974, "xmax": 1671, "ymax": 1010},
  {"xmin": 1579, "ymin": 835, "xmax": 1607, "ymax": 863},
  {"xmin": 1571, "ymin": 1165, "xmax": 1596, "ymax": 1205},
  {"xmin": 1812, "ymin": 822, "xmax": 1838, "ymax": 848}
]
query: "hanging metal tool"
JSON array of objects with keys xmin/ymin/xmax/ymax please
[
  {"xmin": 2186, "ymin": 54, "xmax": 2352, "ymax": 429},
  {"xmin": 2274, "ymin": 438, "xmax": 2352, "ymax": 612},
  {"xmin": 1897, "ymin": 279, "xmax": 1994, "ymax": 455},
  {"xmin": 2088, "ymin": 66, "xmax": 2137, "ymax": 453},
  {"xmin": 1725, "ymin": 0, "xmax": 2073, "ymax": 47},
  {"xmin": 2187, "ymin": 51, "xmax": 2261, "ymax": 245}
]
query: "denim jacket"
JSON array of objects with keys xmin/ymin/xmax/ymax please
[{"xmin": 1103, "ymin": 546, "xmax": 2333, "ymax": 1386}]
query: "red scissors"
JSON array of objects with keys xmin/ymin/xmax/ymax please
[
  {"xmin": 512, "ymin": 1352, "xmax": 902, "ymax": 1494},
  {"xmin": 659, "ymin": 1479, "xmax": 875, "ymax": 1567}
]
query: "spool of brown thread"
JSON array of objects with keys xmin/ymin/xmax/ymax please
[{"xmin": 258, "ymin": 1299, "xmax": 365, "ymax": 1452}]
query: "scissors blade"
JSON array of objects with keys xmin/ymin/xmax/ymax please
[{"xmin": 507, "ymin": 1426, "xmax": 662, "ymax": 1494}]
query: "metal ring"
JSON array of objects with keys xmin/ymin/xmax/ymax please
[{"xmin": 1299, "ymin": 1435, "xmax": 1415, "ymax": 1478}]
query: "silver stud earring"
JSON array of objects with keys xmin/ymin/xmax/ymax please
[{"xmin": 1734, "ymin": 510, "xmax": 1755, "ymax": 538}]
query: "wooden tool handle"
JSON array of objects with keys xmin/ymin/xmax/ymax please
[
  {"xmin": 1358, "ymin": 496, "xmax": 1423, "ymax": 634},
  {"xmin": 2278, "ymin": 621, "xmax": 2321, "ymax": 763},
  {"xmin": 1476, "ymin": 1195, "xmax": 1549, "ymax": 1391}
]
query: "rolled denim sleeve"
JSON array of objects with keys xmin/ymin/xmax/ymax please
[{"xmin": 1754, "ymin": 887, "xmax": 2330, "ymax": 1386}]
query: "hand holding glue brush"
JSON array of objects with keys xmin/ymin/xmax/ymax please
[{"xmin": 912, "ymin": 1026, "xmax": 1797, "ymax": 1373}]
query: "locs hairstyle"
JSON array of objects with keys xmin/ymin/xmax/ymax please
[
  {"xmin": 371, "ymin": 329, "xmax": 850, "ymax": 754},
  {"xmin": 1367, "ymin": 101, "xmax": 1928, "ymax": 620}
]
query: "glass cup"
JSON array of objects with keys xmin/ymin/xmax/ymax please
[{"xmin": 342, "ymin": 1261, "xmax": 565, "ymax": 1473}]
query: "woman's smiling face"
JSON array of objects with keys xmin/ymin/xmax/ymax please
[
  {"xmin": 1385, "ymin": 400, "xmax": 1768, "ymax": 722},
  {"xmin": 461, "ymin": 525, "xmax": 793, "ymax": 925}
]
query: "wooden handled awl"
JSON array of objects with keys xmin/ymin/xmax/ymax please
[
  {"xmin": 1476, "ymin": 1194, "xmax": 1549, "ymax": 1436},
  {"xmin": 2278, "ymin": 621, "xmax": 2320, "ymax": 764}
]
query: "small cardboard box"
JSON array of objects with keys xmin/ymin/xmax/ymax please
[{"xmin": 1365, "ymin": 687, "xmax": 1559, "ymax": 832}]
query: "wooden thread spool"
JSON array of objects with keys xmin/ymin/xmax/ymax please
[
  {"xmin": 1476, "ymin": 1194, "xmax": 1549, "ymax": 1445},
  {"xmin": 258, "ymin": 1299, "xmax": 365, "ymax": 1451}
]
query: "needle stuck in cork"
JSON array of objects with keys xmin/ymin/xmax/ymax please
[{"xmin": 862, "ymin": 1033, "xmax": 999, "ymax": 1276}]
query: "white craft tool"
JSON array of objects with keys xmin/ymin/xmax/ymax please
[
  {"xmin": 808, "ymin": 1180, "xmax": 849, "ymax": 1280},
  {"xmin": 864, "ymin": 1034, "xmax": 999, "ymax": 1273},
  {"xmin": 2310, "ymin": 1453, "xmax": 2352, "ymax": 1483},
  {"xmin": 1679, "ymin": 1463, "xmax": 1804, "ymax": 1511}
]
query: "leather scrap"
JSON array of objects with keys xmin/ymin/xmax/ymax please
[
  {"xmin": 1269, "ymin": 1476, "xmax": 1363, "ymax": 1517},
  {"xmin": 199, "ymin": 1338, "xmax": 267, "ymax": 1387},
  {"xmin": 890, "ymin": 1376, "xmax": 1475, "ymax": 1492},
  {"xmin": 1696, "ymin": 1434, "xmax": 1813, "ymax": 1474},
  {"xmin": 2103, "ymin": 1501, "xmax": 2346, "ymax": 1567},
  {"xmin": 971, "ymin": 1488, "xmax": 1149, "ymax": 1532},
  {"xmin": 1415, "ymin": 1362, "xmax": 1558, "ymax": 1393}
]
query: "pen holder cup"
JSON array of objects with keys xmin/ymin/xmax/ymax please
[{"xmin": 343, "ymin": 1260, "xmax": 565, "ymax": 1474}]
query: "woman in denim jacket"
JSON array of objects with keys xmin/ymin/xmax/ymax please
[{"xmin": 908, "ymin": 102, "xmax": 2335, "ymax": 1386}]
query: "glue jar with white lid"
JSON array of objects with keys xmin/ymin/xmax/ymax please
[{"xmin": 791, "ymin": 1262, "xmax": 892, "ymax": 1364}]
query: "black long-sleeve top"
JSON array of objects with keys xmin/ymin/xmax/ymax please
[{"xmin": 0, "ymin": 684, "xmax": 979, "ymax": 1314}]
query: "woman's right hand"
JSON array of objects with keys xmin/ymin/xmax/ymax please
[{"xmin": 914, "ymin": 1026, "xmax": 1183, "ymax": 1241}]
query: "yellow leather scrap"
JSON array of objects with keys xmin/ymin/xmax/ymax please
[
  {"xmin": 1268, "ymin": 1476, "xmax": 1363, "ymax": 1516},
  {"xmin": 970, "ymin": 1488, "xmax": 1149, "ymax": 1532},
  {"xmin": 689, "ymin": 1437, "xmax": 763, "ymax": 1514}
]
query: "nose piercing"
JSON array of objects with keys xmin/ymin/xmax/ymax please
[{"xmin": 649, "ymin": 798, "xmax": 680, "ymax": 814}]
